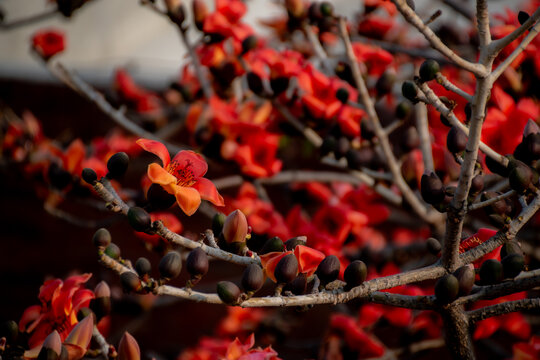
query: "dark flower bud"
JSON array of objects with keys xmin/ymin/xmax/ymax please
[
  {"xmin": 212, "ymin": 212, "xmax": 226, "ymax": 237},
  {"xmin": 270, "ymin": 76, "xmax": 290, "ymax": 95},
  {"xmin": 104, "ymin": 243, "xmax": 121, "ymax": 259},
  {"xmin": 426, "ymin": 237, "xmax": 441, "ymax": 255},
  {"xmin": 346, "ymin": 148, "xmax": 374, "ymax": 170},
  {"xmin": 335, "ymin": 62, "xmax": 354, "ymax": 86},
  {"xmin": 127, "ymin": 207, "xmax": 151, "ymax": 232},
  {"xmin": 241, "ymin": 264, "xmax": 264, "ymax": 293},
  {"xmin": 453, "ymin": 265, "xmax": 475, "ymax": 296},
  {"xmin": 481, "ymin": 191, "xmax": 512, "ymax": 216},
  {"xmin": 334, "ymin": 137, "xmax": 350, "ymax": 160},
  {"xmin": 38, "ymin": 330, "xmax": 62, "ymax": 360},
  {"xmin": 320, "ymin": 136, "xmax": 337, "ymax": 157},
  {"xmin": 509, "ymin": 164, "xmax": 537, "ymax": 193},
  {"xmin": 48, "ymin": 163, "xmax": 72, "ymax": 190},
  {"xmin": 247, "ymin": 72, "xmax": 264, "ymax": 95},
  {"xmin": 186, "ymin": 247, "xmax": 209, "ymax": 277},
  {"xmin": 146, "ymin": 183, "xmax": 175, "ymax": 211},
  {"xmin": 81, "ymin": 168, "xmax": 97, "ymax": 184},
  {"xmin": 518, "ymin": 11, "xmax": 530, "ymax": 25},
  {"xmin": 158, "ymin": 251, "xmax": 182, "ymax": 279},
  {"xmin": 260, "ymin": 236, "xmax": 285, "ymax": 255},
  {"xmin": 525, "ymin": 133, "xmax": 540, "ymax": 160},
  {"xmin": 319, "ymin": 1, "xmax": 333, "ymax": 17},
  {"xmin": 375, "ymin": 71, "xmax": 395, "ymax": 96},
  {"xmin": 447, "ymin": 126, "xmax": 468, "ymax": 154},
  {"xmin": 192, "ymin": 0, "xmax": 208, "ymax": 31},
  {"xmin": 434, "ymin": 274, "xmax": 459, "ymax": 304},
  {"xmin": 479, "ymin": 259, "xmax": 503, "ymax": 285},
  {"xmin": 56, "ymin": 0, "xmax": 86, "ymax": 17},
  {"xmin": 469, "ymin": 175, "xmax": 484, "ymax": 197},
  {"xmin": 316, "ymin": 255, "xmax": 340, "ymax": 285},
  {"xmin": 421, "ymin": 172, "xmax": 446, "ymax": 205},
  {"xmin": 106, "ymin": 152, "xmax": 129, "ymax": 179},
  {"xmin": 464, "ymin": 102, "xmax": 472, "ymax": 122},
  {"xmin": 285, "ymin": 273, "xmax": 307, "ymax": 295},
  {"xmin": 285, "ymin": 236, "xmax": 307, "ymax": 250},
  {"xmin": 419, "ymin": 59, "xmax": 440, "ymax": 82},
  {"xmin": 90, "ymin": 281, "xmax": 111, "ymax": 320},
  {"xmin": 241, "ymin": 35, "xmax": 258, "ymax": 54},
  {"xmin": 217, "ymin": 281, "xmax": 241, "ymax": 304},
  {"xmin": 93, "ymin": 228, "xmax": 112, "ymax": 248},
  {"xmin": 165, "ymin": 0, "xmax": 186, "ymax": 27},
  {"xmin": 395, "ymin": 101, "xmax": 411, "ymax": 120},
  {"xmin": 0, "ymin": 320, "xmax": 19, "ymax": 343},
  {"xmin": 274, "ymin": 254, "xmax": 298, "ymax": 284},
  {"xmin": 402, "ymin": 81, "xmax": 419, "ymax": 103},
  {"xmin": 222, "ymin": 210, "xmax": 248, "ymax": 244},
  {"xmin": 120, "ymin": 272, "xmax": 142, "ymax": 293},
  {"xmin": 501, "ymin": 241, "xmax": 523, "ymax": 259},
  {"xmin": 401, "ymin": 127, "xmax": 420, "ymax": 152},
  {"xmin": 485, "ymin": 155, "xmax": 510, "ymax": 177},
  {"xmin": 502, "ymin": 253, "xmax": 525, "ymax": 279},
  {"xmin": 335, "ymin": 88, "xmax": 350, "ymax": 104},
  {"xmin": 344, "ymin": 260, "xmax": 367, "ymax": 290},
  {"xmin": 135, "ymin": 257, "xmax": 152, "ymax": 277}
]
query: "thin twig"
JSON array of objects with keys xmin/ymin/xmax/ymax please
[
  {"xmin": 435, "ymin": 73, "xmax": 473, "ymax": 102},
  {"xmin": 0, "ymin": 8, "xmax": 57, "ymax": 29},
  {"xmin": 442, "ymin": 0, "xmax": 474, "ymax": 21},
  {"xmin": 415, "ymin": 102, "xmax": 434, "ymax": 173},
  {"xmin": 92, "ymin": 326, "xmax": 109, "ymax": 359},
  {"xmin": 390, "ymin": 0, "xmax": 487, "ymax": 77},
  {"xmin": 468, "ymin": 298, "xmax": 540, "ymax": 324},
  {"xmin": 273, "ymin": 102, "xmax": 323, "ymax": 147},
  {"xmin": 338, "ymin": 17, "xmax": 441, "ymax": 225},
  {"xmin": 467, "ymin": 190, "xmax": 515, "ymax": 211}
]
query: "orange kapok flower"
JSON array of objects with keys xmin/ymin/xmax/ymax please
[{"xmin": 137, "ymin": 139, "xmax": 224, "ymax": 215}]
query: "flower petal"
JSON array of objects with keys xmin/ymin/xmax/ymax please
[
  {"xmin": 171, "ymin": 150, "xmax": 208, "ymax": 177},
  {"xmin": 294, "ymin": 245, "xmax": 325, "ymax": 276},
  {"xmin": 174, "ymin": 186, "xmax": 201, "ymax": 216},
  {"xmin": 193, "ymin": 177, "xmax": 224, "ymax": 206},
  {"xmin": 147, "ymin": 163, "xmax": 177, "ymax": 185},
  {"xmin": 136, "ymin": 139, "xmax": 170, "ymax": 166}
]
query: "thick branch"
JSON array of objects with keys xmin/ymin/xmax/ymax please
[
  {"xmin": 476, "ymin": 0, "xmax": 491, "ymax": 51},
  {"xmin": 468, "ymin": 298, "xmax": 540, "ymax": 324},
  {"xmin": 441, "ymin": 304, "xmax": 474, "ymax": 360},
  {"xmin": 390, "ymin": 0, "xmax": 487, "ymax": 77}
]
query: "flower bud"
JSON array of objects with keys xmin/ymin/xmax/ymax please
[
  {"xmin": 38, "ymin": 330, "xmax": 62, "ymax": 360},
  {"xmin": 120, "ymin": 272, "xmax": 142, "ymax": 293},
  {"xmin": 453, "ymin": 264, "xmax": 474, "ymax": 296},
  {"xmin": 421, "ymin": 172, "xmax": 446, "ymax": 205},
  {"xmin": 158, "ymin": 251, "xmax": 182, "ymax": 280},
  {"xmin": 502, "ymin": 253, "xmax": 525, "ymax": 279},
  {"xmin": 485, "ymin": 154, "xmax": 511, "ymax": 177},
  {"xmin": 217, "ymin": 281, "xmax": 241, "ymax": 305},
  {"xmin": 0, "ymin": 320, "xmax": 18, "ymax": 344},
  {"xmin": 165, "ymin": 0, "xmax": 185, "ymax": 27},
  {"xmin": 335, "ymin": 88, "xmax": 349, "ymax": 104},
  {"xmin": 186, "ymin": 247, "xmax": 209, "ymax": 277},
  {"xmin": 127, "ymin": 207, "xmax": 151, "ymax": 232},
  {"xmin": 81, "ymin": 168, "xmax": 97, "ymax": 184},
  {"xmin": 419, "ymin": 59, "xmax": 440, "ymax": 82},
  {"xmin": 334, "ymin": 137, "xmax": 350, "ymax": 160},
  {"xmin": 375, "ymin": 71, "xmax": 395, "ymax": 96},
  {"xmin": 118, "ymin": 332, "xmax": 140, "ymax": 360},
  {"xmin": 501, "ymin": 240, "xmax": 523, "ymax": 259},
  {"xmin": 285, "ymin": 273, "xmax": 307, "ymax": 295},
  {"xmin": 222, "ymin": 210, "xmax": 248, "ymax": 244},
  {"xmin": 285, "ymin": 236, "xmax": 307, "ymax": 251},
  {"xmin": 518, "ymin": 11, "xmax": 530, "ymax": 25},
  {"xmin": 104, "ymin": 243, "xmax": 121, "ymax": 259},
  {"xmin": 192, "ymin": 0, "xmax": 208, "ymax": 31},
  {"xmin": 64, "ymin": 315, "xmax": 93, "ymax": 360},
  {"xmin": 135, "ymin": 257, "xmax": 152, "ymax": 277},
  {"xmin": 434, "ymin": 274, "xmax": 459, "ymax": 304},
  {"xmin": 319, "ymin": 1, "xmax": 333, "ymax": 17},
  {"xmin": 212, "ymin": 212, "xmax": 226, "ymax": 237},
  {"xmin": 395, "ymin": 101, "xmax": 412, "ymax": 120},
  {"xmin": 241, "ymin": 35, "xmax": 258, "ymax": 54},
  {"xmin": 274, "ymin": 254, "xmax": 298, "ymax": 284},
  {"xmin": 316, "ymin": 255, "xmax": 340, "ymax": 285},
  {"xmin": 260, "ymin": 236, "xmax": 285, "ymax": 255},
  {"xmin": 401, "ymin": 81, "xmax": 418, "ymax": 103},
  {"xmin": 344, "ymin": 260, "xmax": 367, "ymax": 290},
  {"xmin": 241, "ymin": 264, "xmax": 264, "ymax": 293},
  {"xmin": 401, "ymin": 127, "xmax": 420, "ymax": 152},
  {"xmin": 247, "ymin": 72, "xmax": 264, "ymax": 95},
  {"xmin": 346, "ymin": 148, "xmax": 375, "ymax": 170},
  {"xmin": 48, "ymin": 163, "xmax": 72, "ymax": 190},
  {"xmin": 320, "ymin": 136, "xmax": 337, "ymax": 157},
  {"xmin": 270, "ymin": 76, "xmax": 289, "ymax": 95},
  {"xmin": 92, "ymin": 228, "xmax": 111, "ymax": 248},
  {"xmin": 479, "ymin": 259, "xmax": 503, "ymax": 285},
  {"xmin": 285, "ymin": 0, "xmax": 305, "ymax": 18},
  {"xmin": 90, "ymin": 281, "xmax": 111, "ymax": 320},
  {"xmin": 426, "ymin": 237, "xmax": 441, "ymax": 255},
  {"xmin": 447, "ymin": 126, "xmax": 468, "ymax": 154},
  {"xmin": 469, "ymin": 175, "xmax": 484, "ymax": 197},
  {"xmin": 509, "ymin": 163, "xmax": 537, "ymax": 193},
  {"xmin": 146, "ymin": 184, "xmax": 176, "ymax": 211},
  {"xmin": 106, "ymin": 152, "xmax": 129, "ymax": 179}
]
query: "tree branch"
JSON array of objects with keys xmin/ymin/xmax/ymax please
[
  {"xmin": 390, "ymin": 0, "xmax": 487, "ymax": 77},
  {"xmin": 435, "ymin": 73, "xmax": 473, "ymax": 102},
  {"xmin": 468, "ymin": 298, "xmax": 540, "ymax": 324},
  {"xmin": 415, "ymin": 102, "xmax": 435, "ymax": 173},
  {"xmin": 467, "ymin": 190, "xmax": 515, "ymax": 211}
]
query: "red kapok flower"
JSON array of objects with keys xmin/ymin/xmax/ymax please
[
  {"xmin": 32, "ymin": 29, "xmax": 65, "ymax": 59},
  {"xmin": 137, "ymin": 139, "xmax": 224, "ymax": 215}
]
